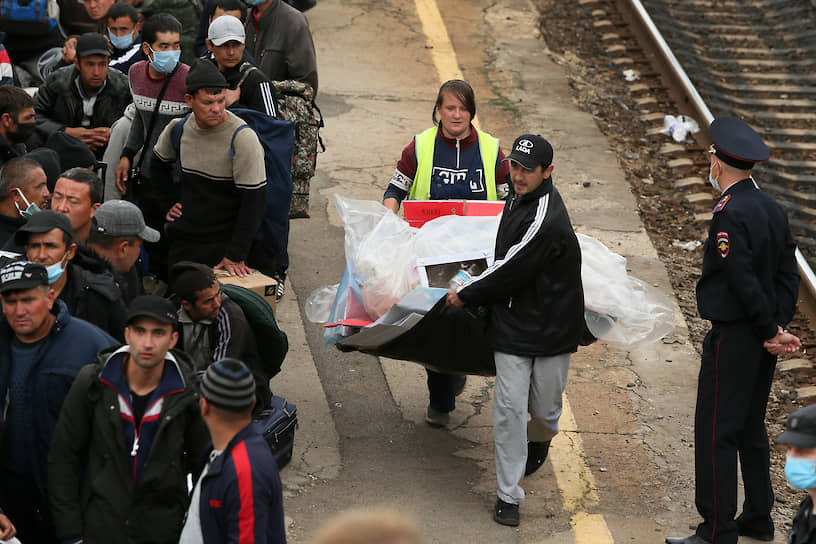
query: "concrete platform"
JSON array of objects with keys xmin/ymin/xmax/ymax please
[{"xmin": 273, "ymin": 0, "xmax": 710, "ymax": 542}]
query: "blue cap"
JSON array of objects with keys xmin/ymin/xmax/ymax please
[{"xmin": 709, "ymin": 117, "xmax": 769, "ymax": 170}]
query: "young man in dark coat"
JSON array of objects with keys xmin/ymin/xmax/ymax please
[
  {"xmin": 447, "ymin": 134, "xmax": 584, "ymax": 527},
  {"xmin": 49, "ymin": 295, "xmax": 209, "ymax": 544}
]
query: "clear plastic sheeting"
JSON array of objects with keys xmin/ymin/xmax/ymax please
[
  {"xmin": 578, "ymin": 234, "xmax": 674, "ymax": 347},
  {"xmin": 324, "ymin": 196, "xmax": 673, "ymax": 349},
  {"xmin": 332, "ymin": 195, "xmax": 500, "ymax": 320},
  {"xmin": 305, "ymin": 284, "xmax": 338, "ymax": 323},
  {"xmin": 412, "ymin": 215, "xmax": 500, "ymax": 260},
  {"xmin": 335, "ymin": 195, "xmax": 418, "ymax": 319}
]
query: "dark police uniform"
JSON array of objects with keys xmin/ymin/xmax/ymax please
[{"xmin": 687, "ymin": 117, "xmax": 799, "ymax": 544}]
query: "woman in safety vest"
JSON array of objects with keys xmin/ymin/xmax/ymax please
[{"xmin": 382, "ymin": 79, "xmax": 510, "ymax": 427}]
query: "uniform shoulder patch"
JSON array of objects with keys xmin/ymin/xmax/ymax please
[
  {"xmin": 712, "ymin": 194, "xmax": 731, "ymax": 213},
  {"xmin": 716, "ymin": 231, "xmax": 730, "ymax": 258}
]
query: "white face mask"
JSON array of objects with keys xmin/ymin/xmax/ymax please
[{"xmin": 709, "ymin": 162, "xmax": 721, "ymax": 193}]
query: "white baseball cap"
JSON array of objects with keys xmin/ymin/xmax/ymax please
[{"xmin": 208, "ymin": 14, "xmax": 245, "ymax": 46}]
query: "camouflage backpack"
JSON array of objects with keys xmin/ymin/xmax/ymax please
[{"xmin": 270, "ymin": 80, "xmax": 325, "ymax": 218}]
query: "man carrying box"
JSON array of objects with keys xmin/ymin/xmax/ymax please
[{"xmin": 446, "ymin": 134, "xmax": 585, "ymax": 527}]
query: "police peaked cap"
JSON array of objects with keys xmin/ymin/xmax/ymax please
[{"xmin": 709, "ymin": 117, "xmax": 769, "ymax": 170}]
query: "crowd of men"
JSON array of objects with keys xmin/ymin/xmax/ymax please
[{"xmin": 0, "ymin": 0, "xmax": 320, "ymax": 541}]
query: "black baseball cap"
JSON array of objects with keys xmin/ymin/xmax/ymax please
[
  {"xmin": 14, "ymin": 210, "xmax": 74, "ymax": 247},
  {"xmin": 505, "ymin": 134, "xmax": 554, "ymax": 170},
  {"xmin": 76, "ymin": 33, "xmax": 111, "ymax": 58},
  {"xmin": 185, "ymin": 59, "xmax": 228, "ymax": 95},
  {"xmin": 0, "ymin": 260, "xmax": 48, "ymax": 294},
  {"xmin": 126, "ymin": 295, "xmax": 178, "ymax": 327},
  {"xmin": 709, "ymin": 117, "xmax": 769, "ymax": 170},
  {"xmin": 777, "ymin": 404, "xmax": 816, "ymax": 448}
]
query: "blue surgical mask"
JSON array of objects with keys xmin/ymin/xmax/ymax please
[
  {"xmin": 149, "ymin": 47, "xmax": 180, "ymax": 74},
  {"xmin": 46, "ymin": 258, "xmax": 65, "ymax": 284},
  {"xmin": 785, "ymin": 456, "xmax": 816, "ymax": 490},
  {"xmin": 108, "ymin": 29, "xmax": 134, "ymax": 50},
  {"xmin": 14, "ymin": 188, "xmax": 39, "ymax": 218},
  {"xmin": 244, "ymin": 0, "xmax": 265, "ymax": 6}
]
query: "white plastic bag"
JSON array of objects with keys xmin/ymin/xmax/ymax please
[
  {"xmin": 333, "ymin": 195, "xmax": 418, "ymax": 319},
  {"xmin": 661, "ymin": 114, "xmax": 700, "ymax": 142},
  {"xmin": 578, "ymin": 234, "xmax": 674, "ymax": 347},
  {"xmin": 305, "ymin": 284, "xmax": 339, "ymax": 323}
]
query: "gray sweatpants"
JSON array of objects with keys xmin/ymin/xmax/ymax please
[{"xmin": 493, "ymin": 351, "xmax": 571, "ymax": 504}]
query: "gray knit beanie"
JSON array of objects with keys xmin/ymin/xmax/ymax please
[{"xmin": 200, "ymin": 358, "xmax": 256, "ymax": 411}]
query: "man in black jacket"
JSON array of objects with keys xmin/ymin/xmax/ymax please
[
  {"xmin": 0, "ymin": 158, "xmax": 49, "ymax": 247},
  {"xmin": 206, "ymin": 15, "xmax": 276, "ymax": 117},
  {"xmin": 447, "ymin": 135, "xmax": 584, "ymax": 527},
  {"xmin": 0, "ymin": 87, "xmax": 37, "ymax": 168},
  {"xmin": 86, "ymin": 199, "xmax": 157, "ymax": 304},
  {"xmin": 169, "ymin": 261, "xmax": 269, "ymax": 411},
  {"xmin": 16, "ymin": 210, "xmax": 127, "ymax": 340},
  {"xmin": 33, "ymin": 33, "xmax": 130, "ymax": 159}
]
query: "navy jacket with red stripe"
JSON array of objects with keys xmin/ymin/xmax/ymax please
[{"xmin": 199, "ymin": 425, "xmax": 286, "ymax": 543}]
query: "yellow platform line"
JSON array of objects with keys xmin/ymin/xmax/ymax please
[
  {"xmin": 552, "ymin": 396, "xmax": 614, "ymax": 544},
  {"xmin": 411, "ymin": 1, "xmax": 611, "ymax": 541},
  {"xmin": 413, "ymin": 0, "xmax": 480, "ymax": 129}
]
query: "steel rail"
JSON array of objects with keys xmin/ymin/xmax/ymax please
[{"xmin": 624, "ymin": 0, "xmax": 816, "ymax": 303}]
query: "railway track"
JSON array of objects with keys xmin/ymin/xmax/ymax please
[
  {"xmin": 575, "ymin": 0, "xmax": 816, "ymax": 372},
  {"xmin": 542, "ymin": 0, "xmax": 816, "ymax": 522}
]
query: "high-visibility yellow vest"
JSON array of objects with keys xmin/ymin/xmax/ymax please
[{"xmin": 408, "ymin": 126, "xmax": 499, "ymax": 200}]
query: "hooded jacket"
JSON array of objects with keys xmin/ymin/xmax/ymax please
[
  {"xmin": 0, "ymin": 299, "xmax": 117, "ymax": 496},
  {"xmin": 457, "ymin": 179, "xmax": 585, "ymax": 356},
  {"xmin": 49, "ymin": 346, "xmax": 209, "ymax": 544}
]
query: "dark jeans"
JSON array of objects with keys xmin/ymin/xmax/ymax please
[{"xmin": 426, "ymin": 369, "xmax": 457, "ymax": 413}]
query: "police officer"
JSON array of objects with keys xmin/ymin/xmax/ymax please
[
  {"xmin": 666, "ymin": 117, "xmax": 802, "ymax": 544},
  {"xmin": 775, "ymin": 404, "xmax": 816, "ymax": 544}
]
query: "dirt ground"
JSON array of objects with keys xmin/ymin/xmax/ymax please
[{"xmin": 533, "ymin": 0, "xmax": 816, "ymax": 527}]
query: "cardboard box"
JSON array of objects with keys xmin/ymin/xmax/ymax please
[
  {"xmin": 402, "ymin": 199, "xmax": 505, "ymax": 228},
  {"xmin": 214, "ymin": 270, "xmax": 278, "ymax": 313}
]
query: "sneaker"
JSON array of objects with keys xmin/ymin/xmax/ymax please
[
  {"xmin": 453, "ymin": 375, "xmax": 467, "ymax": 396},
  {"xmin": 274, "ymin": 277, "xmax": 286, "ymax": 301},
  {"xmin": 425, "ymin": 406, "xmax": 450, "ymax": 427},
  {"xmin": 524, "ymin": 440, "xmax": 552, "ymax": 476},
  {"xmin": 493, "ymin": 498, "xmax": 520, "ymax": 526}
]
